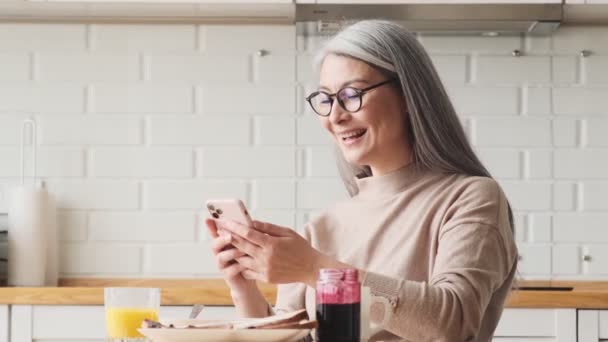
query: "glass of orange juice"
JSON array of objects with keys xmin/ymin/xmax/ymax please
[{"xmin": 104, "ymin": 287, "xmax": 160, "ymax": 341}]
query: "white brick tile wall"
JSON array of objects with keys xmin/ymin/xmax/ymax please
[
  {"xmin": 307, "ymin": 147, "xmax": 340, "ymax": 177},
  {"xmin": 554, "ymin": 214, "xmax": 608, "ymax": 242},
  {"xmin": 552, "ymin": 57, "xmax": 578, "ymax": 84},
  {"xmin": 517, "ymin": 244, "xmax": 552, "ymax": 275},
  {"xmin": 430, "ymin": 55, "xmax": 467, "ymax": 83},
  {"xmin": 46, "ymin": 180, "xmax": 139, "ymax": 210},
  {"xmin": 144, "ymin": 243, "xmax": 216, "ymax": 275},
  {"xmin": 553, "ymin": 119, "xmax": 578, "ymax": 147},
  {"xmin": 200, "ymin": 148, "xmax": 295, "ymax": 178},
  {"xmin": 502, "ymin": 182, "xmax": 552, "ymax": 211},
  {"xmin": 0, "ymin": 53, "xmax": 30, "ymax": 81},
  {"xmin": 525, "ymin": 87, "xmax": 552, "ymax": 116},
  {"xmin": 92, "ymin": 84, "xmax": 193, "ymax": 114},
  {"xmin": 584, "ymin": 56, "xmax": 608, "ymax": 84},
  {"xmin": 38, "ymin": 53, "xmax": 140, "ymax": 81},
  {"xmin": 90, "ymin": 147, "xmax": 193, "ymax": 178},
  {"xmin": 58, "ymin": 211, "xmax": 88, "ymax": 242},
  {"xmin": 0, "ymin": 23, "xmax": 604, "ymax": 279},
  {"xmin": 448, "ymin": 87, "xmax": 519, "ymax": 116},
  {"xmin": 255, "ymin": 53, "xmax": 296, "ymax": 83},
  {"xmin": 581, "ymin": 181, "xmax": 608, "ymax": 210},
  {"xmin": 148, "ymin": 54, "xmax": 248, "ymax": 82},
  {"xmin": 0, "ymin": 147, "xmax": 84, "ymax": 178},
  {"xmin": 553, "ymin": 245, "xmax": 580, "ymax": 275},
  {"xmin": 474, "ymin": 118, "xmax": 551, "ymax": 147},
  {"xmin": 252, "ymin": 180, "xmax": 295, "ymax": 209},
  {"xmin": 584, "ymin": 245, "xmax": 608, "ymax": 275},
  {"xmin": 553, "ymin": 87, "xmax": 608, "ymax": 115},
  {"xmin": 553, "ymin": 182, "xmax": 576, "ymax": 211},
  {"xmin": 143, "ymin": 181, "xmax": 247, "ymax": 210},
  {"xmin": 0, "ymin": 84, "xmax": 85, "ymax": 113},
  {"xmin": 148, "ymin": 116, "xmax": 250, "ymax": 145},
  {"xmin": 0, "ymin": 24, "xmax": 87, "ymax": 51},
  {"xmin": 61, "ymin": 243, "xmax": 141, "ymax": 274},
  {"xmin": 39, "ymin": 116, "xmax": 141, "ymax": 145},
  {"xmin": 529, "ymin": 214, "xmax": 552, "ymax": 242},
  {"xmin": 254, "ymin": 116, "xmax": 295, "ymax": 145},
  {"xmin": 89, "ymin": 212, "xmax": 196, "ymax": 242},
  {"xmin": 200, "ymin": 85, "xmax": 296, "ymax": 115},
  {"xmin": 93, "ymin": 24, "xmax": 196, "ymax": 52},
  {"xmin": 203, "ymin": 25, "xmax": 295, "ymax": 52},
  {"xmin": 527, "ymin": 150, "xmax": 552, "ymax": 179},
  {"xmin": 476, "ymin": 56, "xmax": 551, "ymax": 84},
  {"xmin": 476, "ymin": 149, "xmax": 521, "ymax": 179},
  {"xmin": 585, "ymin": 118, "xmax": 608, "ymax": 146},
  {"xmin": 554, "ymin": 149, "xmax": 608, "ymax": 179}
]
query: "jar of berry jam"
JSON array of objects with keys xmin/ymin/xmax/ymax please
[{"xmin": 315, "ymin": 268, "xmax": 360, "ymax": 342}]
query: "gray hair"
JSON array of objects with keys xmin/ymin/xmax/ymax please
[{"xmin": 314, "ymin": 19, "xmax": 514, "ymax": 231}]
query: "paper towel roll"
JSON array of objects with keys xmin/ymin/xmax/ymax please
[{"xmin": 8, "ymin": 185, "xmax": 58, "ymax": 287}]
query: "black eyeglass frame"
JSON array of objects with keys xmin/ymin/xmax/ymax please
[{"xmin": 305, "ymin": 78, "xmax": 397, "ymax": 117}]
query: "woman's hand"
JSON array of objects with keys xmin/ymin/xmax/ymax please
[
  {"xmin": 205, "ymin": 219, "xmax": 257, "ymax": 294},
  {"xmin": 218, "ymin": 220, "xmax": 326, "ymax": 287}
]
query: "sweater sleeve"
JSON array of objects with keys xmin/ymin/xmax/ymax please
[{"xmin": 362, "ymin": 179, "xmax": 518, "ymax": 341}]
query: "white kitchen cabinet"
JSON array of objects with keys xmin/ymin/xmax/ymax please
[
  {"xmin": 0, "ymin": 305, "xmax": 8, "ymax": 342},
  {"xmin": 493, "ymin": 308, "xmax": 577, "ymax": 341},
  {"xmin": 9, "ymin": 305, "xmax": 236, "ymax": 341},
  {"xmin": 578, "ymin": 310, "xmax": 608, "ymax": 342},
  {"xmin": 565, "ymin": 0, "xmax": 608, "ymax": 3}
]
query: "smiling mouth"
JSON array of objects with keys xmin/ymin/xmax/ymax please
[{"xmin": 340, "ymin": 129, "xmax": 367, "ymax": 142}]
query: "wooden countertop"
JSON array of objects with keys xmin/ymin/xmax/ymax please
[{"xmin": 1, "ymin": 278, "xmax": 608, "ymax": 308}]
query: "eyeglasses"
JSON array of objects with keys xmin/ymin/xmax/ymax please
[{"xmin": 305, "ymin": 78, "xmax": 396, "ymax": 117}]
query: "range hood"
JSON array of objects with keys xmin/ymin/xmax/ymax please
[{"xmin": 296, "ymin": 3, "xmax": 562, "ymax": 36}]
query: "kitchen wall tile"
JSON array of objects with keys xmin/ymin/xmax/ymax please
[
  {"xmin": 252, "ymin": 180, "xmax": 296, "ymax": 210},
  {"xmin": 39, "ymin": 116, "xmax": 141, "ymax": 145},
  {"xmin": 90, "ymin": 147, "xmax": 193, "ymax": 178},
  {"xmin": 148, "ymin": 54, "xmax": 248, "ymax": 82},
  {"xmin": 144, "ymin": 243, "xmax": 216, "ymax": 275},
  {"xmin": 203, "ymin": 25, "xmax": 295, "ymax": 52},
  {"xmin": 38, "ymin": 53, "xmax": 139, "ymax": 81},
  {"xmin": 431, "ymin": 55, "xmax": 467, "ymax": 84},
  {"xmin": 0, "ymin": 147, "xmax": 84, "ymax": 177},
  {"xmin": 517, "ymin": 244, "xmax": 552, "ymax": 275},
  {"xmin": 61, "ymin": 243, "xmax": 141, "ymax": 274},
  {"xmin": 89, "ymin": 212, "xmax": 196, "ymax": 242},
  {"xmin": 200, "ymin": 147, "xmax": 295, "ymax": 178},
  {"xmin": 553, "ymin": 245, "xmax": 580, "ymax": 275},
  {"xmin": 46, "ymin": 180, "xmax": 139, "ymax": 210},
  {"xmin": 476, "ymin": 149, "xmax": 521, "ymax": 179},
  {"xmin": 554, "ymin": 149, "xmax": 608, "ymax": 179},
  {"xmin": 255, "ymin": 53, "xmax": 296, "ymax": 83},
  {"xmin": 92, "ymin": 84, "xmax": 193, "ymax": 114},
  {"xmin": 0, "ymin": 53, "xmax": 30, "ymax": 81},
  {"xmin": 143, "ymin": 181, "xmax": 247, "ymax": 210},
  {"xmin": 0, "ymin": 84, "xmax": 85, "ymax": 113},
  {"xmin": 148, "ymin": 116, "xmax": 250, "ymax": 145},
  {"xmin": 200, "ymin": 85, "xmax": 296, "ymax": 115},
  {"xmin": 475, "ymin": 56, "xmax": 551, "ymax": 84},
  {"xmin": 418, "ymin": 35, "xmax": 521, "ymax": 54},
  {"xmin": 585, "ymin": 118, "xmax": 608, "ymax": 146},
  {"xmin": 474, "ymin": 118, "xmax": 551, "ymax": 147},
  {"xmin": 297, "ymin": 179, "xmax": 348, "ymax": 210},
  {"xmin": 448, "ymin": 87, "xmax": 519, "ymax": 116},
  {"xmin": 307, "ymin": 147, "xmax": 339, "ymax": 177},
  {"xmin": 553, "ymin": 87, "xmax": 608, "ymax": 115},
  {"xmin": 0, "ymin": 24, "xmax": 87, "ymax": 51},
  {"xmin": 581, "ymin": 181, "xmax": 608, "ymax": 211},
  {"xmin": 93, "ymin": 24, "xmax": 196, "ymax": 52},
  {"xmin": 254, "ymin": 116, "xmax": 296, "ymax": 145},
  {"xmin": 502, "ymin": 182, "xmax": 552, "ymax": 211},
  {"xmin": 554, "ymin": 214, "xmax": 608, "ymax": 242},
  {"xmin": 553, "ymin": 119, "xmax": 578, "ymax": 147}
]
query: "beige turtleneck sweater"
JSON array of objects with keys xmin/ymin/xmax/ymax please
[{"xmin": 274, "ymin": 164, "xmax": 518, "ymax": 341}]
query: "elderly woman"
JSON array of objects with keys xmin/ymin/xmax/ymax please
[{"xmin": 205, "ymin": 20, "xmax": 517, "ymax": 341}]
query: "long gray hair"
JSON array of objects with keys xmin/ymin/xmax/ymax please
[{"xmin": 314, "ymin": 19, "xmax": 514, "ymax": 230}]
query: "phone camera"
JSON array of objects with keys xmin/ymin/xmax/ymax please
[
  {"xmin": 207, "ymin": 204, "xmax": 215, "ymax": 211},
  {"xmin": 212, "ymin": 212, "xmax": 220, "ymax": 219}
]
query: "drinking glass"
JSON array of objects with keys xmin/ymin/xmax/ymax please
[{"xmin": 104, "ymin": 287, "xmax": 160, "ymax": 342}]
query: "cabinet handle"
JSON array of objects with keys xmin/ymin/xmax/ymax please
[{"xmin": 583, "ymin": 255, "xmax": 592, "ymax": 262}]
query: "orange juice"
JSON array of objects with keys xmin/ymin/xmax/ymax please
[{"xmin": 105, "ymin": 307, "xmax": 159, "ymax": 338}]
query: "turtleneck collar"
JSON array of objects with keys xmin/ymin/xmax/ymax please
[{"xmin": 354, "ymin": 163, "xmax": 425, "ymax": 198}]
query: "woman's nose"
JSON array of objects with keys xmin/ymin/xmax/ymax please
[{"xmin": 328, "ymin": 100, "xmax": 350, "ymax": 125}]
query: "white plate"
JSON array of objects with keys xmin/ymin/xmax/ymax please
[{"xmin": 138, "ymin": 328, "xmax": 310, "ymax": 342}]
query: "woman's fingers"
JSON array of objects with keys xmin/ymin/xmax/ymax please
[
  {"xmin": 222, "ymin": 262, "xmax": 247, "ymax": 279},
  {"xmin": 235, "ymin": 255, "xmax": 256, "ymax": 270},
  {"xmin": 242, "ymin": 269, "xmax": 264, "ymax": 281},
  {"xmin": 219, "ymin": 220, "xmax": 268, "ymax": 246},
  {"xmin": 231, "ymin": 232, "xmax": 262, "ymax": 258},
  {"xmin": 211, "ymin": 234, "xmax": 233, "ymax": 254},
  {"xmin": 217, "ymin": 247, "xmax": 247, "ymax": 265},
  {"xmin": 205, "ymin": 218, "xmax": 220, "ymax": 239}
]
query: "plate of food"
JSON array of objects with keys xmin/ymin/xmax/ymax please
[{"xmin": 138, "ymin": 309, "xmax": 315, "ymax": 342}]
